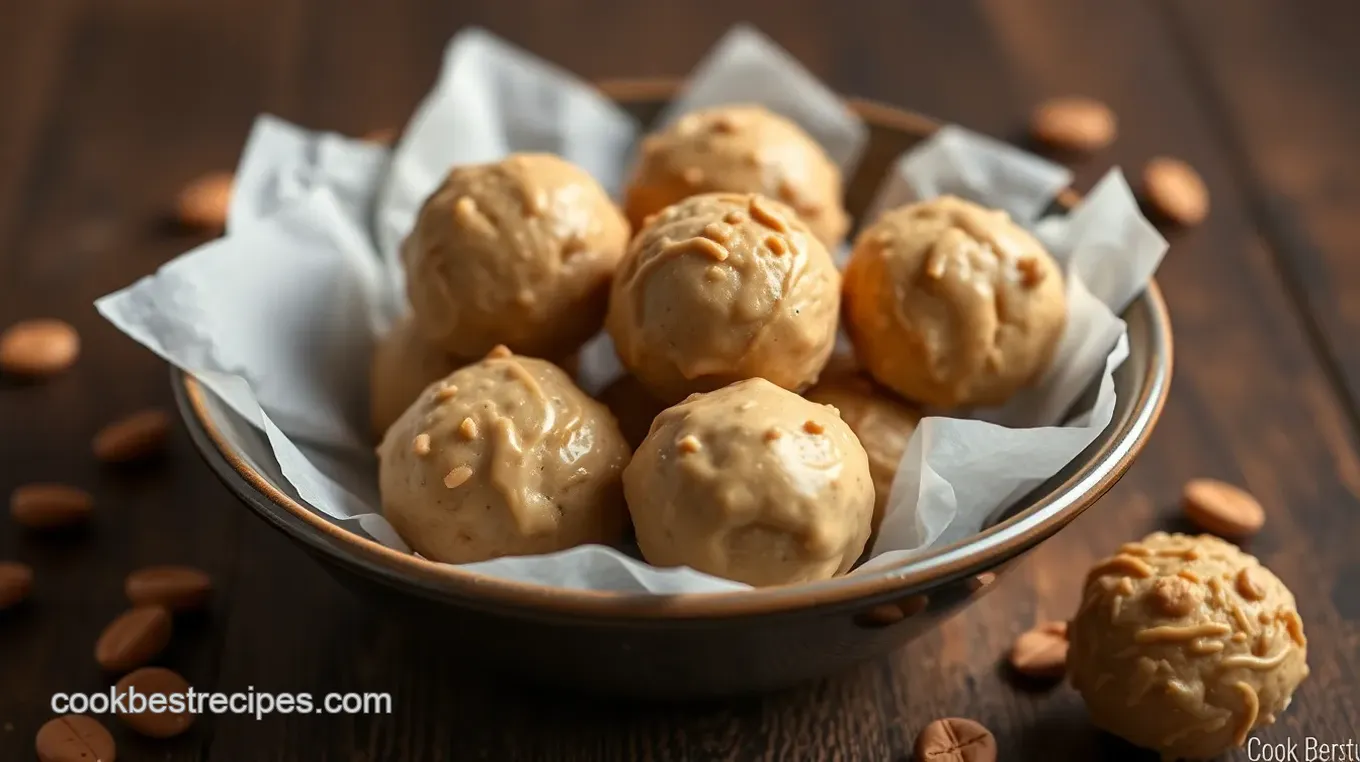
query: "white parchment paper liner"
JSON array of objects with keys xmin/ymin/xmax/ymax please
[{"xmin": 96, "ymin": 27, "xmax": 1166, "ymax": 593}]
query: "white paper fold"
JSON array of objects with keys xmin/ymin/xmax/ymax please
[
  {"xmin": 374, "ymin": 27, "xmax": 641, "ymax": 273},
  {"xmin": 96, "ymin": 27, "xmax": 1166, "ymax": 593},
  {"xmin": 861, "ymin": 126, "xmax": 1074, "ymax": 226},
  {"xmin": 230, "ymin": 115, "xmax": 392, "ymax": 240},
  {"xmin": 99, "ymin": 190, "xmax": 382, "ymax": 452}
]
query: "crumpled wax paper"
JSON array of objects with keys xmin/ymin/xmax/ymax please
[{"xmin": 96, "ymin": 25, "xmax": 1166, "ymax": 593}]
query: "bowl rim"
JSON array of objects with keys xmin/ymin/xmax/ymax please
[{"xmin": 174, "ymin": 79, "xmax": 1173, "ymax": 620}]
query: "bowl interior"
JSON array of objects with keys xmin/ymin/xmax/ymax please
[{"xmin": 173, "ymin": 83, "xmax": 1171, "ymax": 619}]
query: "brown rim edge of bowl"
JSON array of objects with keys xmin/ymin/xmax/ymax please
[{"xmin": 178, "ymin": 79, "xmax": 1174, "ymax": 621}]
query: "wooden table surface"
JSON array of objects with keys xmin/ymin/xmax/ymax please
[{"xmin": 3, "ymin": 1, "xmax": 1359, "ymax": 759}]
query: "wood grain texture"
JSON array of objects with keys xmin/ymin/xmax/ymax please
[
  {"xmin": 0, "ymin": 0, "xmax": 306, "ymax": 760},
  {"xmin": 1161, "ymin": 0, "xmax": 1360, "ymax": 475},
  {"xmin": 1, "ymin": 0, "xmax": 1357, "ymax": 760}
]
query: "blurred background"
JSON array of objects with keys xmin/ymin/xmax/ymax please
[{"xmin": 2, "ymin": 1, "xmax": 1358, "ymax": 760}]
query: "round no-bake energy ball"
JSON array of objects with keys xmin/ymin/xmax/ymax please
[
  {"xmin": 1069, "ymin": 532, "xmax": 1309, "ymax": 760},
  {"xmin": 378, "ymin": 348, "xmax": 631, "ymax": 564},
  {"xmin": 625, "ymin": 105, "xmax": 849, "ymax": 248},
  {"xmin": 804, "ymin": 373, "xmax": 920, "ymax": 537},
  {"xmin": 369, "ymin": 315, "xmax": 463, "ymax": 438},
  {"xmin": 402, "ymin": 153, "xmax": 630, "ymax": 359},
  {"xmin": 843, "ymin": 196, "xmax": 1066, "ymax": 409},
  {"xmin": 624, "ymin": 378, "xmax": 874, "ymax": 587},
  {"xmin": 606, "ymin": 192, "xmax": 841, "ymax": 404}
]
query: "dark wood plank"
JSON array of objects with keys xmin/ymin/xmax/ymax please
[
  {"xmin": 1161, "ymin": 0, "xmax": 1360, "ymax": 480},
  {"xmin": 0, "ymin": 0, "xmax": 310, "ymax": 759},
  {"xmin": 4, "ymin": 0, "xmax": 1359, "ymax": 760},
  {"xmin": 0, "ymin": 0, "xmax": 82, "ymax": 250}
]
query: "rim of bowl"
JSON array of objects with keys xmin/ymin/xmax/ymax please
[{"xmin": 174, "ymin": 79, "xmax": 1174, "ymax": 621}]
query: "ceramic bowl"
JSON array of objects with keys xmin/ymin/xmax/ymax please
[{"xmin": 172, "ymin": 81, "xmax": 1172, "ymax": 699}]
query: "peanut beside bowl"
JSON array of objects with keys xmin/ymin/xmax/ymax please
[{"xmin": 171, "ymin": 81, "xmax": 1172, "ymax": 699}]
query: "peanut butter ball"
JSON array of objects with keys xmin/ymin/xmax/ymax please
[
  {"xmin": 625, "ymin": 105, "xmax": 849, "ymax": 248},
  {"xmin": 1069, "ymin": 533, "xmax": 1309, "ymax": 760},
  {"xmin": 369, "ymin": 316, "xmax": 463, "ymax": 438},
  {"xmin": 606, "ymin": 192, "xmax": 841, "ymax": 404},
  {"xmin": 378, "ymin": 348, "xmax": 631, "ymax": 564},
  {"xmin": 624, "ymin": 378, "xmax": 874, "ymax": 587},
  {"xmin": 402, "ymin": 153, "xmax": 630, "ymax": 359},
  {"xmin": 805, "ymin": 373, "xmax": 920, "ymax": 536},
  {"xmin": 843, "ymin": 196, "xmax": 1066, "ymax": 409}
]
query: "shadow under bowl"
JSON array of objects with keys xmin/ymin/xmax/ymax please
[{"xmin": 171, "ymin": 80, "xmax": 1173, "ymax": 699}]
